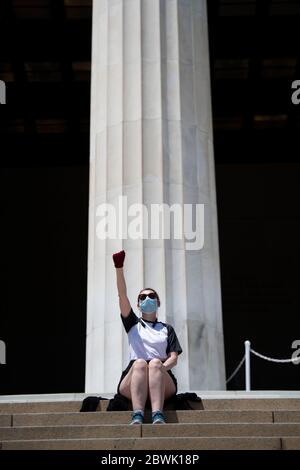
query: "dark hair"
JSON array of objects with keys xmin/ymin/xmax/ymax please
[{"xmin": 137, "ymin": 287, "xmax": 161, "ymax": 306}]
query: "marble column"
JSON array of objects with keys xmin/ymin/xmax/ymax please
[{"xmin": 85, "ymin": 0, "xmax": 226, "ymax": 393}]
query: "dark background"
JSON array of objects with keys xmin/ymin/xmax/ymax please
[{"xmin": 0, "ymin": 0, "xmax": 300, "ymax": 394}]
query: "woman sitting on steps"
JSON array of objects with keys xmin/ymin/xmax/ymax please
[{"xmin": 113, "ymin": 250, "xmax": 183, "ymax": 425}]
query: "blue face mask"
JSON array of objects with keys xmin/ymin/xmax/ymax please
[{"xmin": 139, "ymin": 297, "xmax": 158, "ymax": 314}]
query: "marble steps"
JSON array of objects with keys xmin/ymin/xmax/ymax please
[
  {"xmin": 1, "ymin": 437, "xmax": 284, "ymax": 450},
  {"xmin": 0, "ymin": 410, "xmax": 279, "ymax": 427},
  {"xmin": 1, "ymin": 399, "xmax": 300, "ymax": 449},
  {"xmin": 2, "ymin": 409, "xmax": 300, "ymax": 427},
  {"xmin": 1, "ymin": 398, "xmax": 300, "ymax": 414},
  {"xmin": 1, "ymin": 422, "xmax": 300, "ymax": 441}
]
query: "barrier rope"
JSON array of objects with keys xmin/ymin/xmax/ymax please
[
  {"xmin": 226, "ymin": 355, "xmax": 245, "ymax": 384},
  {"xmin": 250, "ymin": 348, "xmax": 299, "ymax": 364},
  {"xmin": 226, "ymin": 346, "xmax": 299, "ymax": 385}
]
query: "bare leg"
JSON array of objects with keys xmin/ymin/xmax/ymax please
[
  {"xmin": 130, "ymin": 359, "xmax": 148, "ymax": 411},
  {"xmin": 148, "ymin": 359, "xmax": 176, "ymax": 412}
]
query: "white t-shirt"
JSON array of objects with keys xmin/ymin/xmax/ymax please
[{"xmin": 120, "ymin": 308, "xmax": 182, "ymax": 361}]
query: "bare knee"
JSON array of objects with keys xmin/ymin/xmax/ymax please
[
  {"xmin": 148, "ymin": 358, "xmax": 163, "ymax": 371},
  {"xmin": 132, "ymin": 359, "xmax": 148, "ymax": 371}
]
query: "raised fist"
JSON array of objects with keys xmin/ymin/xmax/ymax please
[{"xmin": 112, "ymin": 250, "xmax": 126, "ymax": 268}]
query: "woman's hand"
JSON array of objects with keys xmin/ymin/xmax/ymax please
[
  {"xmin": 113, "ymin": 250, "xmax": 126, "ymax": 268},
  {"xmin": 113, "ymin": 250, "xmax": 131, "ymax": 317},
  {"xmin": 163, "ymin": 352, "xmax": 178, "ymax": 371}
]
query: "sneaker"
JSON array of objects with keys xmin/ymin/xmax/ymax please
[
  {"xmin": 152, "ymin": 410, "xmax": 166, "ymax": 424},
  {"xmin": 130, "ymin": 411, "xmax": 144, "ymax": 425}
]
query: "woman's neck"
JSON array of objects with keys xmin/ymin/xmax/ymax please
[{"xmin": 142, "ymin": 313, "xmax": 157, "ymax": 322}]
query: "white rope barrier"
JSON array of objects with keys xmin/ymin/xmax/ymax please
[
  {"xmin": 225, "ymin": 340, "xmax": 299, "ymax": 391},
  {"xmin": 226, "ymin": 355, "xmax": 245, "ymax": 384},
  {"xmin": 250, "ymin": 348, "xmax": 298, "ymax": 364}
]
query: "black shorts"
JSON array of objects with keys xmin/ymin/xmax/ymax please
[{"xmin": 117, "ymin": 359, "xmax": 178, "ymax": 396}]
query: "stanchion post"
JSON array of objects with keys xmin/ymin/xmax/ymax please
[{"xmin": 245, "ymin": 340, "xmax": 251, "ymax": 391}]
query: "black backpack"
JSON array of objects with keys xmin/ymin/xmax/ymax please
[{"xmin": 80, "ymin": 396, "xmax": 108, "ymax": 412}]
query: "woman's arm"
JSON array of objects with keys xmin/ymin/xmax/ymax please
[
  {"xmin": 113, "ymin": 250, "xmax": 131, "ymax": 317},
  {"xmin": 162, "ymin": 352, "xmax": 178, "ymax": 371}
]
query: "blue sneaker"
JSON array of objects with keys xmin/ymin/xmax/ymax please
[
  {"xmin": 130, "ymin": 411, "xmax": 144, "ymax": 425},
  {"xmin": 152, "ymin": 410, "xmax": 166, "ymax": 424}
]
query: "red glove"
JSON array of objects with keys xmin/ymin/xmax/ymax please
[{"xmin": 113, "ymin": 250, "xmax": 125, "ymax": 268}]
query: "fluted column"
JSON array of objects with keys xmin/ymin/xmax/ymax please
[{"xmin": 86, "ymin": 0, "xmax": 225, "ymax": 393}]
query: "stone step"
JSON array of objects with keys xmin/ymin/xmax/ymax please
[
  {"xmin": 0, "ymin": 401, "xmax": 87, "ymax": 414},
  {"xmin": 281, "ymin": 438, "xmax": 300, "ymax": 450},
  {"xmin": 0, "ymin": 424, "xmax": 140, "ymax": 440},
  {"xmin": 0, "ymin": 415, "xmax": 11, "ymax": 427},
  {"xmin": 1, "ymin": 437, "xmax": 281, "ymax": 450},
  {"xmin": 141, "ymin": 423, "xmax": 300, "ymax": 438},
  {"xmin": 8, "ymin": 410, "xmax": 274, "ymax": 427},
  {"xmin": 202, "ymin": 399, "xmax": 300, "ymax": 411},
  {"xmin": 0, "ymin": 422, "xmax": 300, "ymax": 441},
  {"xmin": 274, "ymin": 411, "xmax": 300, "ymax": 423},
  {"xmin": 1, "ymin": 398, "xmax": 300, "ymax": 414}
]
